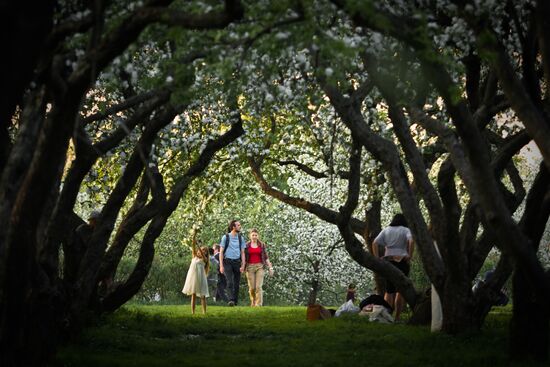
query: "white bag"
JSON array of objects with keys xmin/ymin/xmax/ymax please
[
  {"xmin": 431, "ymin": 284, "xmax": 443, "ymax": 332},
  {"xmin": 431, "ymin": 243, "xmax": 443, "ymax": 332},
  {"xmin": 335, "ymin": 299, "xmax": 360, "ymax": 317}
]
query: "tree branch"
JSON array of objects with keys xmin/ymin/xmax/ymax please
[
  {"xmin": 82, "ymin": 88, "xmax": 169, "ymax": 125},
  {"xmin": 99, "ymin": 118, "xmax": 245, "ymax": 310},
  {"xmin": 248, "ymin": 157, "xmax": 367, "ymax": 235}
]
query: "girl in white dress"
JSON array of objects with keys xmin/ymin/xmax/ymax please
[{"xmin": 182, "ymin": 234, "xmax": 210, "ymax": 314}]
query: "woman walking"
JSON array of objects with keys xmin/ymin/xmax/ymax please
[{"xmin": 245, "ymin": 228, "xmax": 274, "ymax": 307}]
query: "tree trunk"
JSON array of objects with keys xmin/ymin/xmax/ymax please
[
  {"xmin": 307, "ymin": 261, "xmax": 321, "ymax": 305},
  {"xmin": 509, "ymin": 163, "xmax": 550, "ymax": 361},
  {"xmin": 99, "ymin": 214, "xmax": 166, "ymax": 312},
  {"xmin": 510, "ymin": 268, "xmax": 549, "ymax": 362},
  {"xmin": 471, "ymin": 254, "xmax": 513, "ymax": 328},
  {"xmin": 363, "ymin": 200, "xmax": 385, "ymax": 295},
  {"xmin": 0, "ymin": 0, "xmax": 54, "ymax": 128},
  {"xmin": 440, "ymin": 280, "xmax": 476, "ymax": 334},
  {"xmin": 0, "ymin": 102, "xmax": 81, "ymax": 367}
]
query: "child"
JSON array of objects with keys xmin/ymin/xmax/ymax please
[
  {"xmin": 182, "ymin": 232, "xmax": 210, "ymax": 314},
  {"xmin": 346, "ymin": 283, "xmax": 357, "ymax": 303}
]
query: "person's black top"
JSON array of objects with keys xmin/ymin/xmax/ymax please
[{"xmin": 359, "ymin": 294, "xmax": 393, "ymax": 313}]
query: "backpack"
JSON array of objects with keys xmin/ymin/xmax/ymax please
[{"xmin": 223, "ymin": 232, "xmax": 244, "ymax": 253}]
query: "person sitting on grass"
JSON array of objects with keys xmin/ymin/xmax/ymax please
[{"xmin": 181, "ymin": 231, "xmax": 210, "ymax": 315}]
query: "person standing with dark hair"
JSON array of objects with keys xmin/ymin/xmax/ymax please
[
  {"xmin": 345, "ymin": 283, "xmax": 357, "ymax": 303},
  {"xmin": 219, "ymin": 220, "xmax": 246, "ymax": 306},
  {"xmin": 372, "ymin": 213, "xmax": 414, "ymax": 321}
]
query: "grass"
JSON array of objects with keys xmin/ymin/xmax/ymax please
[{"xmin": 53, "ymin": 305, "xmax": 546, "ymax": 367}]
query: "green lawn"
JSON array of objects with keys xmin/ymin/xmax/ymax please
[{"xmin": 53, "ymin": 305, "xmax": 545, "ymax": 367}]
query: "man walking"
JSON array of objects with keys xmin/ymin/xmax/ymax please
[{"xmin": 219, "ymin": 220, "xmax": 246, "ymax": 306}]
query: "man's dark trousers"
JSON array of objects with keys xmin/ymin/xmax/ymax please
[
  {"xmin": 223, "ymin": 258, "xmax": 241, "ymax": 304},
  {"xmin": 216, "ymin": 272, "xmax": 228, "ymax": 302}
]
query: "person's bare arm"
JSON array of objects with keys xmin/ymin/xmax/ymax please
[
  {"xmin": 266, "ymin": 259, "xmax": 274, "ymax": 276},
  {"xmin": 240, "ymin": 248, "xmax": 246, "ymax": 273},
  {"xmin": 191, "ymin": 231, "xmax": 197, "ymax": 255},
  {"xmin": 407, "ymin": 239, "xmax": 414, "ymax": 261},
  {"xmin": 219, "ymin": 240, "xmax": 225, "ymax": 274},
  {"xmin": 372, "ymin": 241, "xmax": 380, "ymax": 257}
]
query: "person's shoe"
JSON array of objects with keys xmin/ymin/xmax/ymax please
[{"xmin": 228, "ymin": 301, "xmax": 235, "ymax": 307}]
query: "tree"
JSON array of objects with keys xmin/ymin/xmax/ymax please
[
  {"xmin": 2, "ymin": 0, "xmax": 549, "ymax": 364},
  {"xmin": 326, "ymin": 0, "xmax": 549, "ymax": 360},
  {"xmin": 266, "ymin": 177, "xmax": 374, "ymax": 306},
  {"xmin": 0, "ymin": 1, "xmax": 245, "ymax": 365},
  {"xmin": 221, "ymin": 0, "xmax": 548, "ymax": 360}
]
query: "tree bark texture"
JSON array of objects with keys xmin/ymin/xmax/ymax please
[
  {"xmin": 327, "ymin": 1, "xmax": 550, "ymax": 342},
  {"xmin": 0, "ymin": 2, "xmax": 244, "ymax": 366}
]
